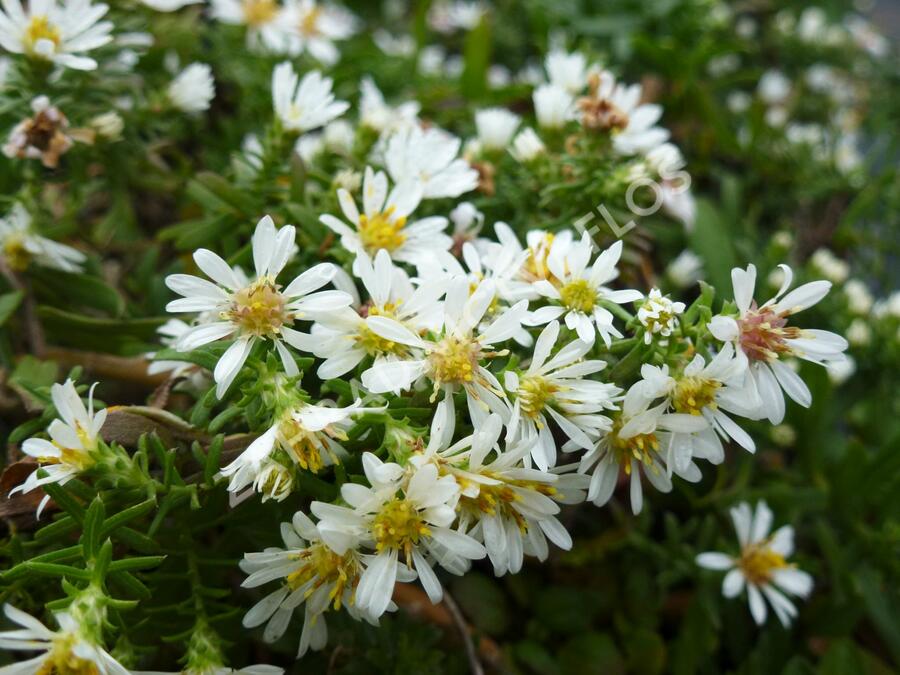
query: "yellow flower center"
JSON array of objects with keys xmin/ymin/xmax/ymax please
[
  {"xmin": 287, "ymin": 542, "xmax": 360, "ymax": 611},
  {"xmin": 358, "ymin": 207, "xmax": 407, "ymax": 253},
  {"xmin": 354, "ymin": 302, "xmax": 409, "ymax": 357},
  {"xmin": 457, "ymin": 471, "xmax": 557, "ymax": 533},
  {"xmin": 517, "ymin": 374, "xmax": 561, "ymax": 419},
  {"xmin": 372, "ymin": 498, "xmax": 430, "ymax": 566},
  {"xmin": 24, "ymin": 16, "xmax": 62, "ymax": 54},
  {"xmin": 610, "ymin": 418, "xmax": 659, "ymax": 475},
  {"xmin": 298, "ymin": 5, "xmax": 323, "ymax": 36},
  {"xmin": 277, "ymin": 417, "xmax": 341, "ymax": 473},
  {"xmin": 3, "ymin": 234, "xmax": 31, "ymax": 271},
  {"xmin": 559, "ymin": 279, "xmax": 596, "ymax": 313},
  {"xmin": 427, "ymin": 335, "xmax": 481, "ymax": 386},
  {"xmin": 738, "ymin": 542, "xmax": 787, "ymax": 585},
  {"xmin": 37, "ymin": 635, "xmax": 100, "ymax": 675},
  {"xmin": 242, "ymin": 0, "xmax": 278, "ymax": 25},
  {"xmin": 522, "ymin": 233, "xmax": 554, "ymax": 282},
  {"xmin": 225, "ymin": 277, "xmax": 290, "ymax": 338},
  {"xmin": 640, "ymin": 297, "xmax": 680, "ymax": 335},
  {"xmin": 672, "ymin": 376, "xmax": 721, "ymax": 416}
]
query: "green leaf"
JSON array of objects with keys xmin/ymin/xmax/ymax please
[
  {"xmin": 37, "ymin": 306, "xmax": 165, "ymax": 355},
  {"xmin": 31, "ymin": 268, "xmax": 125, "ymax": 316},
  {"xmin": 0, "ymin": 289, "xmax": 23, "ymax": 326},
  {"xmin": 81, "ymin": 497, "xmax": 106, "ymax": 559},
  {"xmin": 107, "ymin": 555, "xmax": 166, "ymax": 573}
]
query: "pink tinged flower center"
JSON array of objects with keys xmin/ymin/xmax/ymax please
[
  {"xmin": 242, "ymin": 0, "xmax": 277, "ymax": 25},
  {"xmin": 226, "ymin": 277, "xmax": 290, "ymax": 338},
  {"xmin": 518, "ymin": 374, "xmax": 560, "ymax": 419},
  {"xmin": 427, "ymin": 335, "xmax": 482, "ymax": 386},
  {"xmin": 37, "ymin": 635, "xmax": 100, "ymax": 675},
  {"xmin": 287, "ymin": 542, "xmax": 360, "ymax": 611},
  {"xmin": 610, "ymin": 418, "xmax": 659, "ymax": 475},
  {"xmin": 373, "ymin": 498, "xmax": 430, "ymax": 566},
  {"xmin": 738, "ymin": 542, "xmax": 787, "ymax": 585},
  {"xmin": 358, "ymin": 206, "xmax": 407, "ymax": 253},
  {"xmin": 24, "ymin": 15, "xmax": 61, "ymax": 54},
  {"xmin": 737, "ymin": 305, "xmax": 802, "ymax": 363},
  {"xmin": 672, "ymin": 376, "xmax": 720, "ymax": 416},
  {"xmin": 559, "ymin": 278, "xmax": 597, "ymax": 313}
]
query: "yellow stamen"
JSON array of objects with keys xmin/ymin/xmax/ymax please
[
  {"xmin": 358, "ymin": 206, "xmax": 407, "ymax": 253},
  {"xmin": 559, "ymin": 279, "xmax": 596, "ymax": 313},
  {"xmin": 242, "ymin": 0, "xmax": 277, "ymax": 25},
  {"xmin": 24, "ymin": 16, "xmax": 62, "ymax": 54},
  {"xmin": 372, "ymin": 498, "xmax": 431, "ymax": 567},
  {"xmin": 225, "ymin": 277, "xmax": 290, "ymax": 338},
  {"xmin": 287, "ymin": 542, "xmax": 360, "ymax": 611},
  {"xmin": 672, "ymin": 376, "xmax": 721, "ymax": 416},
  {"xmin": 738, "ymin": 542, "xmax": 787, "ymax": 585}
]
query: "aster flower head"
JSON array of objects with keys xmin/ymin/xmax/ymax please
[
  {"xmin": 419, "ymin": 412, "xmax": 576, "ymax": 576},
  {"xmin": 211, "ymin": 0, "xmax": 291, "ymax": 52},
  {"xmin": 312, "ymin": 454, "xmax": 486, "ymax": 618},
  {"xmin": 241, "ymin": 511, "xmax": 370, "ymax": 658},
  {"xmin": 383, "ymin": 125, "xmax": 479, "ymax": 199},
  {"xmin": 0, "ymin": 603, "xmax": 129, "ymax": 674},
  {"xmin": 577, "ymin": 71, "xmax": 669, "ymax": 155},
  {"xmin": 0, "ymin": 0, "xmax": 114, "ymax": 70},
  {"xmin": 310, "ymin": 249, "xmax": 446, "ymax": 379},
  {"xmin": 165, "ymin": 215, "xmax": 353, "ymax": 397},
  {"xmin": 219, "ymin": 399, "xmax": 371, "ymax": 498},
  {"xmin": 696, "ymin": 501, "xmax": 813, "ymax": 626},
  {"xmin": 0, "ymin": 202, "xmax": 85, "ymax": 272},
  {"xmin": 708, "ymin": 264, "xmax": 848, "ymax": 423},
  {"xmin": 11, "ymin": 379, "xmax": 106, "ymax": 517},
  {"xmin": 474, "ymin": 107, "xmax": 520, "ymax": 151},
  {"xmin": 361, "ymin": 277, "xmax": 529, "ymax": 439},
  {"xmin": 282, "ymin": 0, "xmax": 357, "ymax": 64},
  {"xmin": 510, "ymin": 126, "xmax": 545, "ymax": 162},
  {"xmin": 637, "ymin": 288, "xmax": 685, "ymax": 344},
  {"xmin": 578, "ymin": 383, "xmax": 708, "ymax": 515},
  {"xmin": 319, "ymin": 166, "xmax": 452, "ymax": 270},
  {"xmin": 545, "ymin": 48, "xmax": 591, "ymax": 93},
  {"xmin": 3, "ymin": 96, "xmax": 75, "ymax": 168},
  {"xmin": 272, "ymin": 61, "xmax": 349, "ymax": 133},
  {"xmin": 167, "ymin": 63, "xmax": 216, "ymax": 113},
  {"xmin": 533, "ymin": 83, "xmax": 574, "ymax": 130},
  {"xmin": 528, "ymin": 234, "xmax": 643, "ymax": 346},
  {"xmin": 504, "ymin": 320, "xmax": 619, "ymax": 470}
]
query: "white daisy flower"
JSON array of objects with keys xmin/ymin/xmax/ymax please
[
  {"xmin": 383, "ymin": 125, "xmax": 479, "ymax": 199},
  {"xmin": 504, "ymin": 321, "xmax": 619, "ymax": 470},
  {"xmin": 637, "ymin": 288, "xmax": 685, "ymax": 344},
  {"xmin": 528, "ymin": 234, "xmax": 643, "ymax": 346},
  {"xmin": 241, "ymin": 511, "xmax": 372, "ymax": 658},
  {"xmin": 578, "ymin": 384, "xmax": 708, "ymax": 514},
  {"xmin": 319, "ymin": 166, "xmax": 452, "ymax": 270},
  {"xmin": 0, "ymin": 604, "xmax": 129, "ymax": 674},
  {"xmin": 533, "ymin": 83, "xmax": 574, "ymax": 129},
  {"xmin": 359, "ymin": 77, "xmax": 420, "ymax": 135},
  {"xmin": 0, "ymin": 0, "xmax": 113, "ymax": 71},
  {"xmin": 361, "ymin": 277, "xmax": 528, "ymax": 439},
  {"xmin": 312, "ymin": 454, "xmax": 486, "ymax": 618},
  {"xmin": 281, "ymin": 0, "xmax": 356, "ymax": 64},
  {"xmin": 509, "ymin": 127, "xmax": 545, "ymax": 162},
  {"xmin": 577, "ymin": 71, "xmax": 669, "ymax": 155},
  {"xmin": 630, "ymin": 343, "xmax": 757, "ymax": 476},
  {"xmin": 165, "ymin": 214, "xmax": 352, "ymax": 397},
  {"xmin": 310, "ymin": 249, "xmax": 446, "ymax": 379},
  {"xmin": 0, "ymin": 203, "xmax": 85, "ymax": 272},
  {"xmin": 545, "ymin": 48, "xmax": 591, "ymax": 93},
  {"xmin": 708, "ymin": 264, "xmax": 848, "ymax": 424},
  {"xmin": 219, "ymin": 399, "xmax": 370, "ymax": 495},
  {"xmin": 11, "ymin": 379, "xmax": 106, "ymax": 517},
  {"xmin": 418, "ymin": 412, "xmax": 576, "ymax": 576},
  {"xmin": 211, "ymin": 0, "xmax": 291, "ymax": 52},
  {"xmin": 696, "ymin": 501, "xmax": 814, "ymax": 626},
  {"xmin": 474, "ymin": 107, "xmax": 520, "ymax": 151},
  {"xmin": 167, "ymin": 62, "xmax": 215, "ymax": 113},
  {"xmin": 272, "ymin": 61, "xmax": 349, "ymax": 133}
]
